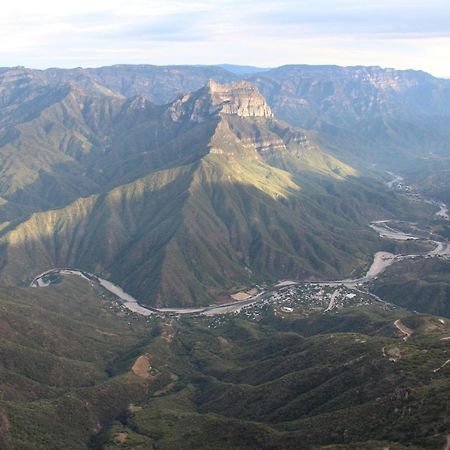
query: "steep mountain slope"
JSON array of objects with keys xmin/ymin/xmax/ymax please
[
  {"xmin": 413, "ymin": 169, "xmax": 450, "ymax": 205},
  {"xmin": 0, "ymin": 68, "xmax": 127, "ymax": 216},
  {"xmin": 0, "ymin": 65, "xmax": 449, "ymax": 450},
  {"xmin": 0, "ymin": 80, "xmax": 409, "ymax": 307},
  {"xmin": 0, "ymin": 69, "xmax": 218, "ymax": 221},
  {"xmin": 373, "ymin": 258, "xmax": 450, "ymax": 317},
  {"xmin": 45, "ymin": 64, "xmax": 238, "ymax": 104},
  {"xmin": 3, "ymin": 64, "xmax": 450, "ymax": 171},
  {"xmin": 0, "ymin": 277, "xmax": 163, "ymax": 450},
  {"xmin": 248, "ymin": 65, "xmax": 450, "ymax": 167}
]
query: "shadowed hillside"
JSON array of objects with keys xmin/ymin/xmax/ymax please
[{"xmin": 0, "ymin": 80, "xmax": 416, "ymax": 306}]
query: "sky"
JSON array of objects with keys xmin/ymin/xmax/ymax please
[{"xmin": 1, "ymin": 0, "xmax": 450, "ymax": 77}]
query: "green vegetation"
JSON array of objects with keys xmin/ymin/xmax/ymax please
[
  {"xmin": 95, "ymin": 303, "xmax": 450, "ymax": 450},
  {"xmin": 0, "ymin": 65, "xmax": 449, "ymax": 449},
  {"xmin": 373, "ymin": 259, "xmax": 450, "ymax": 317},
  {"xmin": 0, "ymin": 74, "xmax": 424, "ymax": 307},
  {"xmin": 0, "ymin": 277, "xmax": 168, "ymax": 450},
  {"xmin": 0, "ymin": 273, "xmax": 449, "ymax": 449}
]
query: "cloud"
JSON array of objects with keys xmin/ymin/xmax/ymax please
[
  {"xmin": 243, "ymin": 0, "xmax": 450, "ymax": 38},
  {"xmin": 98, "ymin": 12, "xmax": 212, "ymax": 42},
  {"xmin": 0, "ymin": 0, "xmax": 449, "ymax": 77}
]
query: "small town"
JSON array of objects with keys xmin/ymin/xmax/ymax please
[{"xmin": 207, "ymin": 283, "xmax": 384, "ymax": 328}]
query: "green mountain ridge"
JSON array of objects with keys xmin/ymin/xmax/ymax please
[
  {"xmin": 0, "ymin": 276, "xmax": 448, "ymax": 449},
  {"xmin": 0, "ymin": 79, "xmax": 415, "ymax": 306},
  {"xmin": 4, "ymin": 63, "xmax": 450, "ymax": 171},
  {"xmin": 7, "ymin": 63, "xmax": 449, "ymax": 170}
]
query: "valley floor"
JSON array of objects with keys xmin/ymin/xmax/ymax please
[
  {"xmin": 30, "ymin": 194, "xmax": 450, "ymax": 318},
  {"xmin": 2, "ymin": 173, "xmax": 449, "ymax": 450}
]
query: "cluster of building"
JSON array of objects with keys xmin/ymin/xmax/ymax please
[{"xmin": 207, "ymin": 283, "xmax": 377, "ymax": 327}]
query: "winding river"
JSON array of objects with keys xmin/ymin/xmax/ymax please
[
  {"xmin": 30, "ymin": 268, "xmax": 266, "ymax": 316},
  {"xmin": 30, "ymin": 178, "xmax": 450, "ymax": 317}
]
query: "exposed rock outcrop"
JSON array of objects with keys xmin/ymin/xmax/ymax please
[{"xmin": 169, "ymin": 80, "xmax": 273, "ymax": 122}]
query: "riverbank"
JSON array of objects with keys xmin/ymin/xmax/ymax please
[{"xmin": 30, "ymin": 175, "xmax": 450, "ymax": 318}]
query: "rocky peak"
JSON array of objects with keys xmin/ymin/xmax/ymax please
[
  {"xmin": 169, "ymin": 80, "xmax": 273, "ymax": 123},
  {"xmin": 206, "ymin": 80, "xmax": 273, "ymax": 118}
]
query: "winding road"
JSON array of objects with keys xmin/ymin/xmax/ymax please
[{"xmin": 394, "ymin": 319, "xmax": 413, "ymax": 341}]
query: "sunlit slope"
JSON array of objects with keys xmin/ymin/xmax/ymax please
[
  {"xmin": 0, "ymin": 150, "xmax": 393, "ymax": 307},
  {"xmin": 0, "ymin": 164, "xmax": 195, "ymax": 290},
  {"xmin": 0, "ymin": 81, "xmax": 410, "ymax": 306},
  {"xmin": 0, "ymin": 158, "xmax": 359, "ymax": 306}
]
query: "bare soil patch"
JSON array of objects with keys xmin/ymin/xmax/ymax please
[
  {"xmin": 114, "ymin": 432, "xmax": 128, "ymax": 443},
  {"xmin": 131, "ymin": 355, "xmax": 152, "ymax": 380}
]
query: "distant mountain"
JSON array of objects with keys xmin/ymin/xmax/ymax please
[
  {"xmin": 218, "ymin": 64, "xmax": 271, "ymax": 75},
  {"xmin": 21, "ymin": 63, "xmax": 449, "ymax": 169},
  {"xmin": 0, "ymin": 73, "xmax": 408, "ymax": 306},
  {"xmin": 45, "ymin": 64, "xmax": 239, "ymax": 104},
  {"xmin": 247, "ymin": 65, "xmax": 450, "ymax": 167}
]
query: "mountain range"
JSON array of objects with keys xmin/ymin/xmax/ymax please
[
  {"xmin": 15, "ymin": 63, "xmax": 450, "ymax": 167},
  {"xmin": 0, "ymin": 63, "xmax": 449, "ymax": 450},
  {"xmin": 0, "ymin": 66, "xmax": 426, "ymax": 306}
]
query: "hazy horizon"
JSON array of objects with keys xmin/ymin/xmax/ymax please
[
  {"xmin": 3, "ymin": 62, "xmax": 449, "ymax": 80},
  {"xmin": 1, "ymin": 0, "xmax": 450, "ymax": 78}
]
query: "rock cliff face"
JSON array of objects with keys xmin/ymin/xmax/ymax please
[
  {"xmin": 247, "ymin": 65, "xmax": 450, "ymax": 164},
  {"xmin": 169, "ymin": 80, "xmax": 273, "ymax": 123},
  {"xmin": 207, "ymin": 80, "xmax": 273, "ymax": 118}
]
